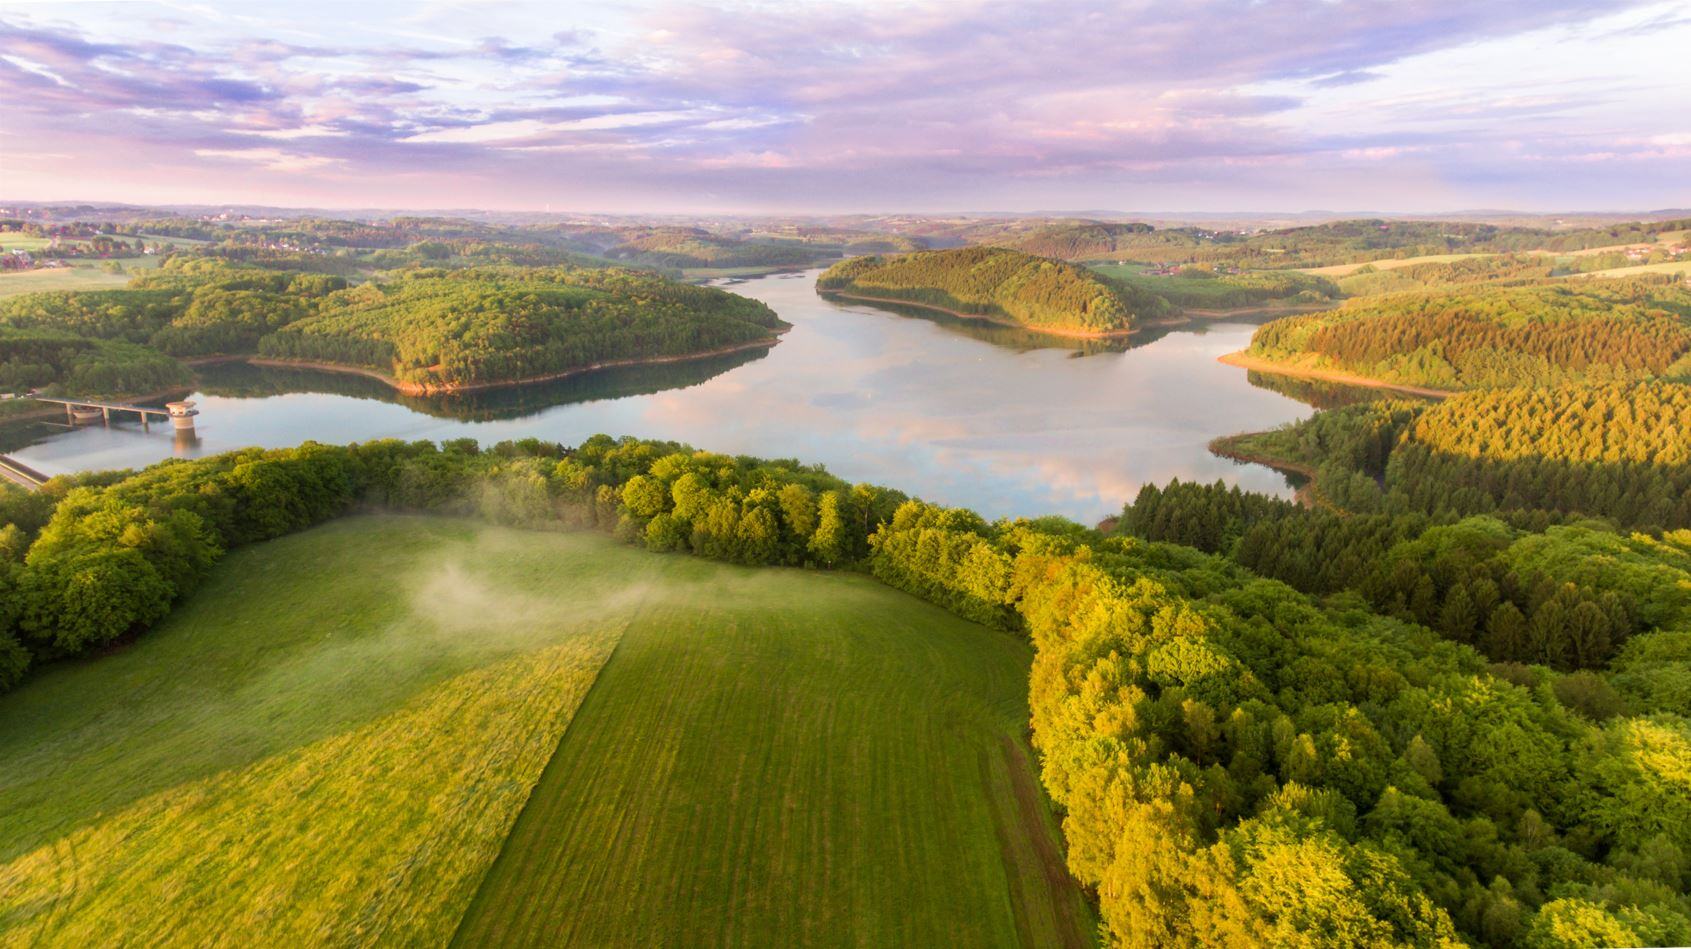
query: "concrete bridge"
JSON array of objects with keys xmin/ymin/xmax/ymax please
[
  {"xmin": 0, "ymin": 454, "xmax": 48, "ymax": 490},
  {"xmin": 32, "ymin": 396, "xmax": 197, "ymax": 432}
]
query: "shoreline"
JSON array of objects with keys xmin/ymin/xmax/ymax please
[
  {"xmin": 240, "ymin": 333, "xmax": 785, "ymax": 396},
  {"xmin": 1217, "ymin": 351, "xmax": 1453, "ymax": 399},
  {"xmin": 1207, "ymin": 433, "xmax": 1338, "ymax": 513},
  {"xmin": 1180, "ymin": 302, "xmax": 1338, "ymax": 320},
  {"xmin": 820, "ymin": 290, "xmax": 1143, "ymax": 340},
  {"xmin": 1, "ymin": 335, "xmax": 784, "ymax": 430},
  {"xmin": 823, "ymin": 289, "xmax": 1338, "ymax": 339}
]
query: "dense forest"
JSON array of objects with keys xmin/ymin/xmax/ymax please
[
  {"xmin": 3, "ymin": 433, "xmax": 1686, "ymax": 948},
  {"xmin": 993, "ymin": 221, "xmax": 1170, "ymax": 260},
  {"xmin": 1333, "ymin": 255, "xmax": 1562, "ymax": 296},
  {"xmin": 1, "ymin": 254, "xmax": 789, "ymax": 395},
  {"xmin": 1245, "ymin": 278, "xmax": 1691, "ymax": 390},
  {"xmin": 1117, "ymin": 376, "xmax": 1690, "ymax": 681},
  {"xmin": 1123, "ymin": 475, "xmax": 1689, "ymax": 673},
  {"xmin": 0, "ymin": 327, "xmax": 189, "ymax": 400},
  {"xmin": 258, "ymin": 266, "xmax": 787, "ymax": 389},
  {"xmin": 0, "ymin": 258, "xmax": 343, "ymax": 357},
  {"xmin": 1210, "ymin": 382, "xmax": 1691, "ymax": 530},
  {"xmin": 817, "ymin": 247, "xmax": 1174, "ymax": 335},
  {"xmin": 741, "ymin": 226, "xmax": 926, "ymax": 256},
  {"xmin": 600, "ymin": 227, "xmax": 824, "ymax": 269},
  {"xmin": 1101, "ymin": 266, "xmax": 1341, "ymax": 310}
]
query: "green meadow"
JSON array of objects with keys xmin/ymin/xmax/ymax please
[
  {"xmin": 0, "ymin": 235, "xmax": 64, "ymax": 252},
  {"xmin": 0, "ymin": 515, "xmax": 1090, "ymax": 946},
  {"xmin": 0, "ymin": 259, "xmax": 162, "ymax": 298}
]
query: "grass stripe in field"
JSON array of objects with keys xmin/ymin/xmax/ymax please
[
  {"xmin": 0, "ymin": 266, "xmax": 135, "ymax": 297},
  {"xmin": 453, "ymin": 562, "xmax": 1095, "ymax": 948},
  {"xmin": 0, "ymin": 634, "xmax": 621, "ymax": 945},
  {"xmin": 0, "ymin": 517, "xmax": 659, "ymax": 944}
]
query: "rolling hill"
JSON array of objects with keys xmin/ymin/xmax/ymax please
[
  {"xmin": 257, "ymin": 266, "xmax": 788, "ymax": 392},
  {"xmin": 817, "ymin": 246, "xmax": 1174, "ymax": 336},
  {"xmin": 1241, "ymin": 278, "xmax": 1691, "ymax": 390}
]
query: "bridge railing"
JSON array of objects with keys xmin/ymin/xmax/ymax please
[{"xmin": 0, "ymin": 454, "xmax": 48, "ymax": 490}]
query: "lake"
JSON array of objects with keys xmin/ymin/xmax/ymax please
[{"xmin": 2, "ymin": 269, "xmax": 1336, "ymax": 523}]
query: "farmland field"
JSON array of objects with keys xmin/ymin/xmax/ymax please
[
  {"xmin": 0, "ymin": 515, "xmax": 1089, "ymax": 946},
  {"xmin": 454, "ymin": 548, "xmax": 1092, "ymax": 948},
  {"xmin": 1572, "ymin": 259, "xmax": 1691, "ymax": 279},
  {"xmin": 1299, "ymin": 251, "xmax": 1493, "ymax": 277},
  {"xmin": 0, "ymin": 234, "xmax": 65, "ymax": 251},
  {"xmin": 0, "ymin": 260, "xmax": 160, "ymax": 298}
]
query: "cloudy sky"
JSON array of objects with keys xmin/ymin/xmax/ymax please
[{"xmin": 2, "ymin": 0, "xmax": 1689, "ymax": 213}]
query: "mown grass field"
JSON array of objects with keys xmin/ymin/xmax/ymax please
[
  {"xmin": 454, "ymin": 555, "xmax": 1092, "ymax": 948},
  {"xmin": 1089, "ymin": 262, "xmax": 1258, "ymax": 304},
  {"xmin": 1083, "ymin": 262, "xmax": 1154, "ymax": 278},
  {"xmin": 0, "ymin": 515, "xmax": 1091, "ymax": 946},
  {"xmin": 0, "ymin": 259, "xmax": 161, "ymax": 298},
  {"xmin": 0, "ymin": 516, "xmax": 644, "ymax": 945},
  {"xmin": 0, "ymin": 235, "xmax": 64, "ymax": 252}
]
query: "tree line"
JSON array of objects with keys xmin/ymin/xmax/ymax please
[
  {"xmin": 603, "ymin": 227, "xmax": 822, "ymax": 269},
  {"xmin": 0, "ymin": 435, "xmax": 904, "ymax": 689}
]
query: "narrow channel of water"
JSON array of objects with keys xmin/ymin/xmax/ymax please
[{"xmin": 4, "ymin": 269, "xmax": 1340, "ymax": 522}]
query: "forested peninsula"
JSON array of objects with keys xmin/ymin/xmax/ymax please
[
  {"xmin": 1237, "ymin": 277, "xmax": 1691, "ymax": 391},
  {"xmin": 817, "ymin": 246, "xmax": 1174, "ymax": 336},
  {"xmin": 257, "ymin": 267, "xmax": 787, "ymax": 393},
  {"xmin": 1, "ymin": 258, "xmax": 787, "ymax": 399}
]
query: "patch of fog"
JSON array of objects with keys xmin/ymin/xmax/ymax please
[
  {"xmin": 222, "ymin": 527, "xmax": 673, "ymax": 722},
  {"xmin": 228, "ymin": 522, "xmax": 859, "ymax": 727},
  {"xmin": 406, "ymin": 558, "xmax": 660, "ymax": 647}
]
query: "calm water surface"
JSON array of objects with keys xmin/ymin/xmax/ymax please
[{"xmin": 6, "ymin": 270, "xmax": 1326, "ymax": 522}]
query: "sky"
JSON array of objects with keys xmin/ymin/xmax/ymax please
[{"xmin": 1, "ymin": 0, "xmax": 1689, "ymax": 214}]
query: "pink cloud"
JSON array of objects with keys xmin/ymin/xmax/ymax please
[{"xmin": 0, "ymin": 1, "xmax": 1686, "ymax": 211}]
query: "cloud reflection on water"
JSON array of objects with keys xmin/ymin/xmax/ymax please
[{"xmin": 9, "ymin": 270, "xmax": 1317, "ymax": 523}]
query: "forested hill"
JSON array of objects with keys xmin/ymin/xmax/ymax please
[
  {"xmin": 0, "ymin": 258, "xmax": 341, "ymax": 404},
  {"xmin": 1244, "ymin": 277, "xmax": 1691, "ymax": 390},
  {"xmin": 601, "ymin": 227, "xmax": 820, "ymax": 269},
  {"xmin": 816, "ymin": 247, "xmax": 1174, "ymax": 335},
  {"xmin": 992, "ymin": 221, "xmax": 1160, "ymax": 259},
  {"xmin": 257, "ymin": 266, "xmax": 786, "ymax": 391}
]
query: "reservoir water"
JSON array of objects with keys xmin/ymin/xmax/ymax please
[{"xmin": 3, "ymin": 269, "xmax": 1336, "ymax": 522}]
